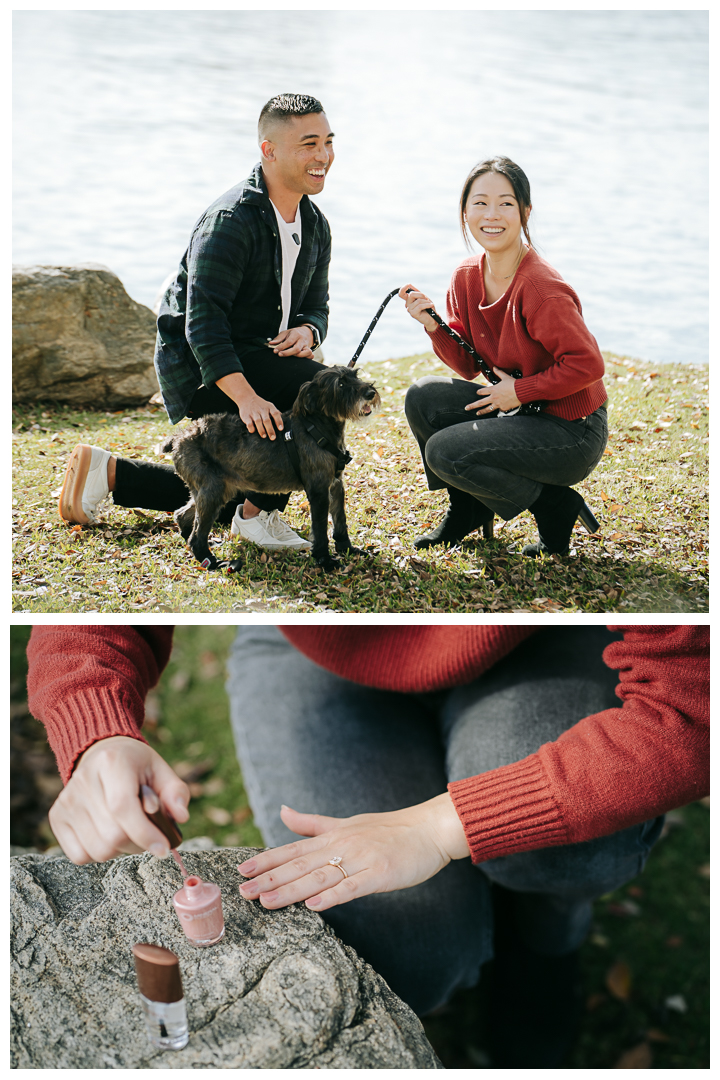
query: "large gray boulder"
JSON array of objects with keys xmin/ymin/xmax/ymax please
[
  {"xmin": 12, "ymin": 264, "xmax": 159, "ymax": 408},
  {"xmin": 10, "ymin": 848, "xmax": 442, "ymax": 1069}
]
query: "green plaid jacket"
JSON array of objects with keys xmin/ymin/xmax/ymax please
[{"xmin": 155, "ymin": 163, "xmax": 331, "ymax": 423}]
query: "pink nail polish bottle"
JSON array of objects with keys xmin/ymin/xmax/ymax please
[{"xmin": 173, "ymin": 876, "xmax": 225, "ymax": 947}]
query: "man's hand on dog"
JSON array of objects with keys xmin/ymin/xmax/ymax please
[
  {"xmin": 267, "ymin": 325, "xmax": 315, "ymax": 358},
  {"xmin": 238, "ymin": 389, "xmax": 284, "ymax": 439},
  {"xmin": 216, "ymin": 372, "xmax": 283, "ymax": 438}
]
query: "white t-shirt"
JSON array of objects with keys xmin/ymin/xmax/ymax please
[{"xmin": 270, "ymin": 200, "xmax": 303, "ymax": 334}]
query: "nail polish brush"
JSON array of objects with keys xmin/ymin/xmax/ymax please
[
  {"xmin": 141, "ymin": 784, "xmax": 188, "ymax": 877},
  {"xmin": 141, "ymin": 785, "xmax": 225, "ymax": 947}
]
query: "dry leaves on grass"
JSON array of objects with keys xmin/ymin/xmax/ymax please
[
  {"xmin": 606, "ymin": 959, "xmax": 632, "ymax": 1001},
  {"xmin": 614, "ymin": 1041, "xmax": 653, "ymax": 1068}
]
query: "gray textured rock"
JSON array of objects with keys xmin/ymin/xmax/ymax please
[
  {"xmin": 11, "ymin": 848, "xmax": 442, "ymax": 1069},
  {"xmin": 12, "ymin": 264, "xmax": 159, "ymax": 408}
]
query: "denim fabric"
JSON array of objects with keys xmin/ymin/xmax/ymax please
[
  {"xmin": 404, "ymin": 375, "xmax": 608, "ymax": 519},
  {"xmin": 226, "ymin": 626, "xmax": 663, "ymax": 1015}
]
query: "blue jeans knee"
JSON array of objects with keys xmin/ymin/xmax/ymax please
[{"xmin": 479, "ymin": 816, "xmax": 665, "ymax": 954}]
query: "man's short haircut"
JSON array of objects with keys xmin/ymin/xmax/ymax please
[{"xmin": 258, "ymin": 94, "xmax": 325, "ymax": 141}]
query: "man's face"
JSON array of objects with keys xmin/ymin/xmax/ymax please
[{"xmin": 262, "ymin": 112, "xmax": 334, "ymax": 196}]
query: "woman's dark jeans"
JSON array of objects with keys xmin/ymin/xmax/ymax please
[
  {"xmin": 227, "ymin": 626, "xmax": 664, "ymax": 1017},
  {"xmin": 113, "ymin": 348, "xmax": 325, "ymax": 518},
  {"xmin": 404, "ymin": 376, "xmax": 609, "ymax": 520}
]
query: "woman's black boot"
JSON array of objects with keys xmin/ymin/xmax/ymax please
[
  {"xmin": 414, "ymin": 487, "xmax": 494, "ymax": 549},
  {"xmin": 487, "ymin": 887, "xmax": 584, "ymax": 1067},
  {"xmin": 523, "ymin": 483, "xmax": 599, "ymax": 556}
]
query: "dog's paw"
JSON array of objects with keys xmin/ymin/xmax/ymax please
[
  {"xmin": 337, "ymin": 543, "xmax": 365, "ymax": 557},
  {"xmin": 315, "ymin": 554, "xmax": 341, "ymax": 572}
]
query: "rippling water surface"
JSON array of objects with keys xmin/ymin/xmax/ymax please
[{"xmin": 13, "ymin": 11, "xmax": 708, "ymax": 368}]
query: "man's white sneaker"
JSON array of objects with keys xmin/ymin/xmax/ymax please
[
  {"xmin": 230, "ymin": 507, "xmax": 312, "ymax": 550},
  {"xmin": 58, "ymin": 444, "xmax": 112, "ymax": 524}
]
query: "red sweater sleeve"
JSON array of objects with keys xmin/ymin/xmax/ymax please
[
  {"xmin": 514, "ymin": 293, "xmax": 605, "ymax": 404},
  {"xmin": 426, "ymin": 275, "xmax": 483, "ymax": 380},
  {"xmin": 448, "ymin": 625, "xmax": 709, "ymax": 862},
  {"xmin": 27, "ymin": 625, "xmax": 175, "ymax": 783}
]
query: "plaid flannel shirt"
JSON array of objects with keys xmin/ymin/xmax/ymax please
[{"xmin": 154, "ymin": 163, "xmax": 331, "ymax": 423}]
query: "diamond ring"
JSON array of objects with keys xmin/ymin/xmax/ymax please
[{"xmin": 327, "ymin": 856, "xmax": 348, "ymax": 879}]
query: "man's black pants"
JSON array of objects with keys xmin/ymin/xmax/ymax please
[{"xmin": 113, "ymin": 349, "xmax": 325, "ymax": 520}]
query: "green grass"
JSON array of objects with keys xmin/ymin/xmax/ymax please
[
  {"xmin": 12, "ymin": 351, "xmax": 708, "ymax": 613},
  {"xmin": 11, "ymin": 625, "xmax": 709, "ymax": 1066}
]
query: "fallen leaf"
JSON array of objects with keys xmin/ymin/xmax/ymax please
[
  {"xmin": 172, "ymin": 757, "xmax": 216, "ymax": 783},
  {"xmin": 232, "ymin": 806, "xmax": 252, "ymax": 825},
  {"xmin": 646, "ymin": 1029, "xmax": 671, "ymax": 1043},
  {"xmin": 698, "ymin": 863, "xmax": 710, "ymax": 879},
  {"xmin": 203, "ymin": 777, "xmax": 226, "ymax": 796},
  {"xmin": 665, "ymin": 935, "xmax": 683, "ymax": 947},
  {"xmin": 606, "ymin": 959, "xmax": 632, "ymax": 1000},
  {"xmin": 205, "ymin": 806, "xmax": 231, "ymax": 826},
  {"xmin": 665, "ymin": 994, "xmax": 687, "ymax": 1014},
  {"xmin": 614, "ymin": 1042, "xmax": 652, "ymax": 1068},
  {"xmin": 608, "ymin": 899, "xmax": 641, "ymax": 917},
  {"xmin": 629, "ymin": 420, "xmax": 647, "ymax": 430}
]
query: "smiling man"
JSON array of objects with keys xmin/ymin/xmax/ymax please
[{"xmin": 59, "ymin": 94, "xmax": 334, "ymax": 552}]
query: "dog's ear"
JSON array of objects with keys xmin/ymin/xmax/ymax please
[{"xmin": 294, "ymin": 379, "xmax": 319, "ymax": 416}]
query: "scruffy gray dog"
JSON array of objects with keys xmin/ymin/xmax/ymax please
[{"xmin": 161, "ymin": 365, "xmax": 380, "ymax": 571}]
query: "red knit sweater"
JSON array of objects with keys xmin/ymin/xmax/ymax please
[
  {"xmin": 27, "ymin": 625, "xmax": 708, "ymax": 865},
  {"xmin": 429, "ymin": 248, "xmax": 608, "ymax": 420}
]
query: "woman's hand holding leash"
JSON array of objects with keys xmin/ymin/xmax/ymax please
[
  {"xmin": 466, "ymin": 368, "xmax": 521, "ymax": 414},
  {"xmin": 237, "ymin": 794, "xmax": 470, "ymax": 912},
  {"xmin": 399, "ymin": 284, "xmax": 439, "ymax": 332}
]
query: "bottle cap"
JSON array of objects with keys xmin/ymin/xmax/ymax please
[{"xmin": 132, "ymin": 943, "xmax": 184, "ymax": 1003}]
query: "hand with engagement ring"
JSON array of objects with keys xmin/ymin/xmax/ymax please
[
  {"xmin": 236, "ymin": 795, "xmax": 471, "ymax": 913},
  {"xmin": 466, "ymin": 367, "xmax": 521, "ymax": 414}
]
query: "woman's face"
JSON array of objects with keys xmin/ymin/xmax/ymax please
[{"xmin": 464, "ymin": 171, "xmax": 527, "ymax": 255}]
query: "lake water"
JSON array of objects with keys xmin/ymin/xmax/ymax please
[{"xmin": 13, "ymin": 10, "xmax": 708, "ymax": 370}]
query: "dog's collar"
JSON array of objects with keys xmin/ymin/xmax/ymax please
[
  {"xmin": 305, "ymin": 419, "xmax": 352, "ymax": 469},
  {"xmin": 284, "ymin": 419, "xmax": 352, "ymax": 480}
]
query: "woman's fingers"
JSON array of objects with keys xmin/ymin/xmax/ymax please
[
  {"xmin": 252, "ymin": 855, "xmax": 356, "ymax": 907},
  {"xmin": 280, "ymin": 804, "xmax": 342, "ymax": 837},
  {"xmin": 306, "ymin": 870, "xmax": 372, "ymax": 911},
  {"xmin": 237, "ymin": 835, "xmax": 325, "ymax": 878}
]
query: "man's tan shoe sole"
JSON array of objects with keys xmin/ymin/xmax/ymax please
[{"xmin": 58, "ymin": 444, "xmax": 93, "ymax": 524}]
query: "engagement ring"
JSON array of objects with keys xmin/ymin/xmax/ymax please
[{"xmin": 327, "ymin": 856, "xmax": 348, "ymax": 879}]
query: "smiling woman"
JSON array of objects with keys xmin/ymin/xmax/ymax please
[{"xmin": 401, "ymin": 156, "xmax": 609, "ymax": 559}]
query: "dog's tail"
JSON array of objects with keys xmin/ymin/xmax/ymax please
[{"xmin": 158, "ymin": 435, "xmax": 176, "ymax": 455}]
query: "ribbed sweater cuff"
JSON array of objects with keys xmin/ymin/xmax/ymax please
[
  {"xmin": 448, "ymin": 754, "xmax": 568, "ymax": 863},
  {"xmin": 44, "ymin": 687, "xmax": 148, "ymax": 784}
]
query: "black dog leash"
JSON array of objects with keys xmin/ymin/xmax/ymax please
[{"xmin": 347, "ymin": 287, "xmax": 544, "ymax": 417}]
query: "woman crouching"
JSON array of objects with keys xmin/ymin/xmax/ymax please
[{"xmin": 401, "ymin": 156, "xmax": 608, "ymax": 556}]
